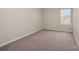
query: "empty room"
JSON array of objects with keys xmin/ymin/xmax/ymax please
[{"xmin": 0, "ymin": 8, "xmax": 79, "ymax": 51}]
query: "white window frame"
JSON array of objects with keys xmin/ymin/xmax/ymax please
[{"xmin": 60, "ymin": 8, "xmax": 71, "ymax": 25}]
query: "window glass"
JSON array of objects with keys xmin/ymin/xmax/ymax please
[{"xmin": 60, "ymin": 9, "xmax": 71, "ymax": 25}]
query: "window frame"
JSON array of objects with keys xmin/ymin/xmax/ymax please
[{"xmin": 60, "ymin": 8, "xmax": 71, "ymax": 25}]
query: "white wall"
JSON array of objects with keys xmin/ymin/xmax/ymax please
[
  {"xmin": 0, "ymin": 8, "xmax": 74, "ymax": 46},
  {"xmin": 0, "ymin": 8, "xmax": 43, "ymax": 45},
  {"xmin": 43, "ymin": 8, "xmax": 72, "ymax": 32},
  {"xmin": 73, "ymin": 8, "xmax": 79, "ymax": 47}
]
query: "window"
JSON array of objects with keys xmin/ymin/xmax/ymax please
[{"xmin": 60, "ymin": 9, "xmax": 71, "ymax": 25}]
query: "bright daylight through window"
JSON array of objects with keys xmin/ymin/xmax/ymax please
[{"xmin": 60, "ymin": 9, "xmax": 71, "ymax": 25}]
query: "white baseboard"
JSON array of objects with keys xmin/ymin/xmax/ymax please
[
  {"xmin": 43, "ymin": 26, "xmax": 72, "ymax": 32},
  {"xmin": 73, "ymin": 32, "xmax": 79, "ymax": 48},
  {"xmin": 0, "ymin": 28, "xmax": 42, "ymax": 47}
]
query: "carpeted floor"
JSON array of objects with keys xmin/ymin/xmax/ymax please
[{"xmin": 0, "ymin": 30, "xmax": 78, "ymax": 51}]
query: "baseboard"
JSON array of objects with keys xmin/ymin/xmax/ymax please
[
  {"xmin": 0, "ymin": 28, "xmax": 42, "ymax": 47},
  {"xmin": 73, "ymin": 32, "xmax": 79, "ymax": 48},
  {"xmin": 43, "ymin": 27, "xmax": 72, "ymax": 32}
]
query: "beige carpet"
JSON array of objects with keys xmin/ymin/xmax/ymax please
[{"xmin": 0, "ymin": 30, "xmax": 78, "ymax": 51}]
